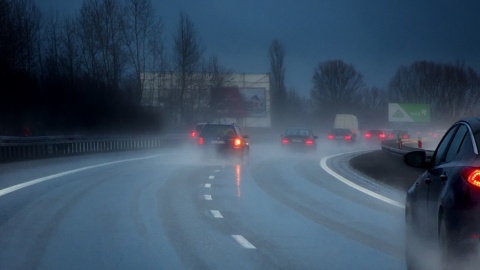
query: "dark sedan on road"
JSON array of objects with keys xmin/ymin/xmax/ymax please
[
  {"xmin": 197, "ymin": 123, "xmax": 249, "ymax": 159},
  {"xmin": 327, "ymin": 128, "xmax": 356, "ymax": 142},
  {"xmin": 281, "ymin": 128, "xmax": 318, "ymax": 151},
  {"xmin": 404, "ymin": 117, "xmax": 480, "ymax": 269}
]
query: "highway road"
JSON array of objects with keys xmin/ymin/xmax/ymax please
[{"xmin": 0, "ymin": 141, "xmax": 407, "ymax": 269}]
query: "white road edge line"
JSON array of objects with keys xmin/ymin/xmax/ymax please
[
  {"xmin": 205, "ymin": 183, "xmax": 212, "ymax": 188},
  {"xmin": 0, "ymin": 154, "xmax": 167, "ymax": 198},
  {"xmin": 210, "ymin": 210, "xmax": 223, "ymax": 218},
  {"xmin": 204, "ymin": 195, "xmax": 212, "ymax": 200},
  {"xmin": 232, "ymin": 235, "xmax": 256, "ymax": 249},
  {"xmin": 320, "ymin": 151, "xmax": 405, "ymax": 209}
]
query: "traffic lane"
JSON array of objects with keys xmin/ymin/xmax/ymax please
[
  {"xmin": 244, "ymin": 154, "xmax": 405, "ymax": 269},
  {"xmin": 0, "ymin": 154, "xmax": 194, "ymax": 269}
]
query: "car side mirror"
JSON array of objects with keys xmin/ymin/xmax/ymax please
[{"xmin": 404, "ymin": 151, "xmax": 428, "ymax": 169}]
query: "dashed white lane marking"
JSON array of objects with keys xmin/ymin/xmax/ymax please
[
  {"xmin": 209, "ymin": 175, "xmax": 215, "ymax": 180},
  {"xmin": 210, "ymin": 210, "xmax": 223, "ymax": 218},
  {"xmin": 0, "ymin": 154, "xmax": 167, "ymax": 197},
  {"xmin": 214, "ymin": 169, "xmax": 220, "ymax": 173},
  {"xmin": 232, "ymin": 235, "xmax": 256, "ymax": 249},
  {"xmin": 204, "ymin": 195, "xmax": 212, "ymax": 200},
  {"xmin": 205, "ymin": 183, "xmax": 212, "ymax": 188},
  {"xmin": 320, "ymin": 152, "xmax": 405, "ymax": 209}
]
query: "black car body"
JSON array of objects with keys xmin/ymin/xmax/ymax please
[
  {"xmin": 327, "ymin": 128, "xmax": 355, "ymax": 142},
  {"xmin": 281, "ymin": 128, "xmax": 318, "ymax": 150},
  {"xmin": 404, "ymin": 117, "xmax": 480, "ymax": 268},
  {"xmin": 364, "ymin": 129, "xmax": 387, "ymax": 141},
  {"xmin": 197, "ymin": 123, "xmax": 249, "ymax": 158}
]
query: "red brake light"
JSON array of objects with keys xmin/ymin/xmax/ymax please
[
  {"xmin": 365, "ymin": 133, "xmax": 371, "ymax": 138},
  {"xmin": 379, "ymin": 133, "xmax": 386, "ymax": 139},
  {"xmin": 282, "ymin": 138, "xmax": 289, "ymax": 144},
  {"xmin": 345, "ymin": 135, "xmax": 352, "ymax": 140},
  {"xmin": 328, "ymin": 135, "xmax": 334, "ymax": 140},
  {"xmin": 464, "ymin": 168, "xmax": 480, "ymax": 188},
  {"xmin": 305, "ymin": 139, "xmax": 314, "ymax": 145},
  {"xmin": 191, "ymin": 131, "xmax": 197, "ymax": 138},
  {"xmin": 402, "ymin": 134, "xmax": 408, "ymax": 139},
  {"xmin": 198, "ymin": 137, "xmax": 204, "ymax": 145},
  {"xmin": 234, "ymin": 138, "xmax": 242, "ymax": 146}
]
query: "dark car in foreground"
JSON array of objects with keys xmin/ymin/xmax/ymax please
[
  {"xmin": 197, "ymin": 123, "xmax": 249, "ymax": 160},
  {"xmin": 327, "ymin": 128, "xmax": 356, "ymax": 142},
  {"xmin": 281, "ymin": 128, "xmax": 318, "ymax": 151},
  {"xmin": 404, "ymin": 117, "xmax": 480, "ymax": 269}
]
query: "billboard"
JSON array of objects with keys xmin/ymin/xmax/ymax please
[
  {"xmin": 388, "ymin": 103, "xmax": 430, "ymax": 123},
  {"xmin": 211, "ymin": 87, "xmax": 266, "ymax": 118}
]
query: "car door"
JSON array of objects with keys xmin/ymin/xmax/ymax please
[
  {"xmin": 427, "ymin": 124, "xmax": 469, "ymax": 226},
  {"xmin": 416, "ymin": 125, "xmax": 458, "ymax": 235}
]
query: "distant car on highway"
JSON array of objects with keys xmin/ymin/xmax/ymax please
[
  {"xmin": 364, "ymin": 129, "xmax": 387, "ymax": 141},
  {"xmin": 388, "ymin": 129, "xmax": 409, "ymax": 139},
  {"xmin": 196, "ymin": 122, "xmax": 249, "ymax": 160},
  {"xmin": 404, "ymin": 117, "xmax": 480, "ymax": 269},
  {"xmin": 327, "ymin": 128, "xmax": 355, "ymax": 142},
  {"xmin": 281, "ymin": 128, "xmax": 318, "ymax": 151}
]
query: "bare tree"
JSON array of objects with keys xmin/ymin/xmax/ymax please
[
  {"xmin": 172, "ymin": 11, "xmax": 204, "ymax": 124},
  {"xmin": 310, "ymin": 59, "xmax": 365, "ymax": 113},
  {"xmin": 269, "ymin": 39, "xmax": 287, "ymax": 127},
  {"xmin": 123, "ymin": 0, "xmax": 164, "ymax": 105}
]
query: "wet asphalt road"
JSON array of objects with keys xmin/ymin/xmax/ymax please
[{"xmin": 0, "ymin": 141, "xmax": 409, "ymax": 269}]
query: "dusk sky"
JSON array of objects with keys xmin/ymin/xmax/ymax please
[{"xmin": 36, "ymin": 0, "xmax": 480, "ymax": 96}]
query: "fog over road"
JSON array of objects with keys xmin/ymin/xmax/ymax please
[{"xmin": 0, "ymin": 141, "xmax": 407, "ymax": 269}]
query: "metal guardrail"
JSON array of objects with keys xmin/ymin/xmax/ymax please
[
  {"xmin": 381, "ymin": 138, "xmax": 435, "ymax": 159},
  {"xmin": 0, "ymin": 135, "xmax": 180, "ymax": 162}
]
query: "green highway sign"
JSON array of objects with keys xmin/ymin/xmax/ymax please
[{"xmin": 388, "ymin": 103, "xmax": 430, "ymax": 123}]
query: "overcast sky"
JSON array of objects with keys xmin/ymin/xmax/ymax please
[{"xmin": 37, "ymin": 0, "xmax": 480, "ymax": 96}]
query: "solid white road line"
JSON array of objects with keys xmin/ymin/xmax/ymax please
[
  {"xmin": 0, "ymin": 154, "xmax": 167, "ymax": 198},
  {"xmin": 204, "ymin": 195, "xmax": 212, "ymax": 200},
  {"xmin": 205, "ymin": 183, "xmax": 212, "ymax": 188},
  {"xmin": 210, "ymin": 210, "xmax": 223, "ymax": 218},
  {"xmin": 232, "ymin": 235, "xmax": 256, "ymax": 249},
  {"xmin": 320, "ymin": 152, "xmax": 405, "ymax": 209}
]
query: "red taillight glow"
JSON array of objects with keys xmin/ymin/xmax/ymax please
[
  {"xmin": 466, "ymin": 168, "xmax": 480, "ymax": 188},
  {"xmin": 379, "ymin": 133, "xmax": 386, "ymax": 139},
  {"xmin": 282, "ymin": 138, "xmax": 289, "ymax": 144},
  {"xmin": 198, "ymin": 137, "xmax": 204, "ymax": 145},
  {"xmin": 191, "ymin": 131, "xmax": 197, "ymax": 138},
  {"xmin": 234, "ymin": 138, "xmax": 242, "ymax": 146},
  {"xmin": 305, "ymin": 139, "xmax": 314, "ymax": 145},
  {"xmin": 402, "ymin": 134, "xmax": 408, "ymax": 139},
  {"xmin": 345, "ymin": 135, "xmax": 352, "ymax": 140},
  {"xmin": 365, "ymin": 133, "xmax": 371, "ymax": 138},
  {"xmin": 328, "ymin": 135, "xmax": 334, "ymax": 140}
]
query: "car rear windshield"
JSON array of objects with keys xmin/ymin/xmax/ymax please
[
  {"xmin": 331, "ymin": 128, "xmax": 350, "ymax": 135},
  {"xmin": 200, "ymin": 125, "xmax": 236, "ymax": 138},
  {"xmin": 285, "ymin": 129, "xmax": 310, "ymax": 136}
]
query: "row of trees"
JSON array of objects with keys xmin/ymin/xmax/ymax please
[
  {"xmin": 269, "ymin": 39, "xmax": 480, "ymax": 129},
  {"xmin": 0, "ymin": 0, "xmax": 231, "ymax": 135},
  {"xmin": 2, "ymin": 0, "xmax": 478, "ymax": 135}
]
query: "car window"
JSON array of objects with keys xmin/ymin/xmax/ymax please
[
  {"xmin": 200, "ymin": 125, "xmax": 235, "ymax": 137},
  {"xmin": 433, "ymin": 125, "xmax": 459, "ymax": 166},
  {"xmin": 444, "ymin": 125, "xmax": 468, "ymax": 163}
]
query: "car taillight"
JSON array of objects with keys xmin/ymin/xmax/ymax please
[
  {"xmin": 365, "ymin": 133, "xmax": 371, "ymax": 138},
  {"xmin": 345, "ymin": 135, "xmax": 352, "ymax": 140},
  {"xmin": 234, "ymin": 138, "xmax": 243, "ymax": 146},
  {"xmin": 328, "ymin": 135, "xmax": 334, "ymax": 140},
  {"xmin": 198, "ymin": 137, "xmax": 204, "ymax": 145},
  {"xmin": 463, "ymin": 168, "xmax": 480, "ymax": 188},
  {"xmin": 379, "ymin": 133, "xmax": 386, "ymax": 139},
  {"xmin": 305, "ymin": 139, "xmax": 314, "ymax": 145},
  {"xmin": 282, "ymin": 138, "xmax": 289, "ymax": 144},
  {"xmin": 402, "ymin": 134, "xmax": 408, "ymax": 139},
  {"xmin": 191, "ymin": 131, "xmax": 197, "ymax": 138}
]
